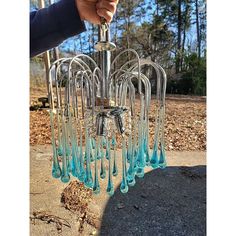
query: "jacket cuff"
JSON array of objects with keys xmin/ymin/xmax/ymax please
[{"xmin": 51, "ymin": 0, "xmax": 86, "ymax": 38}]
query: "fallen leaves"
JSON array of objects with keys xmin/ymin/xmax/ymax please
[
  {"xmin": 30, "ymin": 110, "xmax": 51, "ymax": 145},
  {"xmin": 61, "ymin": 181, "xmax": 92, "ymax": 214},
  {"xmin": 163, "ymin": 96, "xmax": 206, "ymax": 151},
  {"xmin": 30, "ymin": 94, "xmax": 206, "ymax": 151},
  {"xmin": 60, "ymin": 181, "xmax": 100, "ymax": 233}
]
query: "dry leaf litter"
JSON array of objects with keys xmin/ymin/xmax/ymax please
[{"xmin": 30, "ymin": 87, "xmax": 206, "ymax": 151}]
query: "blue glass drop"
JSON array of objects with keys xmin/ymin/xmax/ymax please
[
  {"xmin": 133, "ymin": 148, "xmax": 138, "ymax": 172},
  {"xmin": 111, "ymin": 136, "xmax": 116, "ymax": 146},
  {"xmin": 100, "ymin": 144, "xmax": 104, "ymax": 159},
  {"xmin": 71, "ymin": 148, "xmax": 80, "ymax": 177},
  {"xmin": 93, "ymin": 183, "xmax": 100, "ymax": 194},
  {"xmin": 61, "ymin": 173, "xmax": 70, "ymax": 183},
  {"xmin": 112, "ymin": 140, "xmax": 118, "ymax": 176},
  {"xmin": 93, "ymin": 139, "xmax": 100, "ymax": 194},
  {"xmin": 90, "ymin": 139, "xmax": 95, "ymax": 162},
  {"xmin": 150, "ymin": 144, "xmax": 159, "ymax": 169},
  {"xmin": 136, "ymin": 167, "xmax": 144, "ymax": 178},
  {"xmin": 99, "ymin": 140, "xmax": 106, "ymax": 179},
  {"xmin": 71, "ymin": 157, "xmax": 77, "ymax": 177},
  {"xmin": 57, "ymin": 145, "xmax": 63, "ymax": 156},
  {"xmin": 92, "ymin": 138, "xmax": 96, "ymax": 149},
  {"xmin": 102, "ymin": 136, "xmax": 106, "ymax": 147},
  {"xmin": 60, "ymin": 121, "xmax": 70, "ymax": 183},
  {"xmin": 105, "ymin": 137, "xmax": 110, "ymax": 160},
  {"xmin": 52, "ymin": 162, "xmax": 61, "ymax": 179},
  {"xmin": 78, "ymin": 146, "xmax": 85, "ymax": 182},
  {"xmin": 90, "ymin": 152, "xmax": 94, "ymax": 162},
  {"xmin": 120, "ymin": 139, "xmax": 128, "ymax": 194},
  {"xmin": 66, "ymin": 146, "xmax": 71, "ymax": 157},
  {"xmin": 106, "ymin": 143, "xmax": 114, "ymax": 196},
  {"xmin": 72, "ymin": 142, "xmax": 81, "ymax": 177},
  {"xmin": 78, "ymin": 170, "xmax": 85, "ymax": 182},
  {"xmin": 112, "ymin": 151, "xmax": 118, "ymax": 176},
  {"xmin": 61, "ymin": 153, "xmax": 70, "ymax": 183},
  {"xmin": 100, "ymin": 156, "xmax": 106, "ymax": 179},
  {"xmin": 84, "ymin": 162, "xmax": 93, "ymax": 188},
  {"xmin": 120, "ymin": 179, "xmax": 129, "ymax": 193},
  {"xmin": 127, "ymin": 141, "xmax": 135, "ymax": 186},
  {"xmin": 144, "ymin": 138, "xmax": 150, "ymax": 166},
  {"xmin": 105, "ymin": 148, "xmax": 109, "ymax": 160},
  {"xmin": 52, "ymin": 145, "xmax": 61, "ymax": 178},
  {"xmin": 158, "ymin": 148, "xmax": 166, "ymax": 169},
  {"xmin": 84, "ymin": 138, "xmax": 93, "ymax": 188},
  {"xmin": 106, "ymin": 181, "xmax": 114, "ymax": 196},
  {"xmin": 68, "ymin": 157, "xmax": 73, "ymax": 174},
  {"xmin": 50, "ymin": 111, "xmax": 61, "ymax": 179},
  {"xmin": 127, "ymin": 165, "xmax": 134, "ymax": 180},
  {"xmin": 127, "ymin": 177, "xmax": 136, "ymax": 187},
  {"xmin": 127, "ymin": 150, "xmax": 130, "ymax": 163},
  {"xmin": 137, "ymin": 143, "xmax": 145, "ymax": 168},
  {"xmin": 97, "ymin": 146, "xmax": 102, "ymax": 160}
]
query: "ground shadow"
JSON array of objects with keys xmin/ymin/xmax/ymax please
[{"xmin": 99, "ymin": 166, "xmax": 206, "ymax": 236}]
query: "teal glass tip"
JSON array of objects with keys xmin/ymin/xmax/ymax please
[
  {"xmin": 61, "ymin": 174, "xmax": 70, "ymax": 183},
  {"xmin": 120, "ymin": 180, "xmax": 129, "ymax": 194},
  {"xmin": 93, "ymin": 184, "xmax": 100, "ymax": 194},
  {"xmin": 52, "ymin": 166, "xmax": 61, "ymax": 178},
  {"xmin": 150, "ymin": 148, "xmax": 159, "ymax": 169},
  {"xmin": 136, "ymin": 167, "xmax": 144, "ymax": 178},
  {"xmin": 84, "ymin": 176, "xmax": 93, "ymax": 188},
  {"xmin": 158, "ymin": 148, "xmax": 167, "ymax": 169},
  {"xmin": 100, "ymin": 167, "xmax": 106, "ymax": 179}
]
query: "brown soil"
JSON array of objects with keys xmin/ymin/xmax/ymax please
[{"xmin": 30, "ymin": 86, "xmax": 206, "ymax": 151}]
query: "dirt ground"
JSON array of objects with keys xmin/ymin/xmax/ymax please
[
  {"xmin": 30, "ymin": 86, "xmax": 206, "ymax": 151},
  {"xmin": 30, "ymin": 145, "xmax": 206, "ymax": 236},
  {"xmin": 30, "ymin": 87, "xmax": 206, "ymax": 235}
]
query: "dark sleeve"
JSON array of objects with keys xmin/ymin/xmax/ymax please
[{"xmin": 30, "ymin": 0, "xmax": 86, "ymax": 57}]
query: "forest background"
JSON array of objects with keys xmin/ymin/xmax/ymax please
[{"xmin": 30, "ymin": 0, "xmax": 206, "ymax": 95}]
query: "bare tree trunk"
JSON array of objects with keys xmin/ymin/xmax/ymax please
[
  {"xmin": 176, "ymin": 0, "xmax": 182, "ymax": 73},
  {"xmin": 122, "ymin": 0, "xmax": 132, "ymax": 63},
  {"xmin": 38, "ymin": 0, "xmax": 50, "ymax": 95},
  {"xmin": 112, "ymin": 13, "xmax": 118, "ymax": 59},
  {"xmin": 155, "ymin": 0, "xmax": 159, "ymax": 16},
  {"xmin": 195, "ymin": 0, "xmax": 201, "ymax": 58},
  {"xmin": 49, "ymin": 0, "xmax": 59, "ymax": 61},
  {"xmin": 124, "ymin": 2, "xmax": 130, "ymax": 50},
  {"xmin": 53, "ymin": 47, "xmax": 59, "ymax": 61},
  {"xmin": 181, "ymin": 1, "xmax": 190, "ymax": 70}
]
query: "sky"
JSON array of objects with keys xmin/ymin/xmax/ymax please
[
  {"xmin": 58, "ymin": 0, "xmax": 203, "ymax": 55},
  {"xmin": 29, "ymin": 0, "xmax": 204, "ymax": 55}
]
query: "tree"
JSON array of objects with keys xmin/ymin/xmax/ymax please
[
  {"xmin": 181, "ymin": 0, "xmax": 191, "ymax": 70},
  {"xmin": 195, "ymin": 0, "xmax": 201, "ymax": 58},
  {"xmin": 30, "ymin": 0, "xmax": 207, "ymax": 95},
  {"xmin": 176, "ymin": 0, "xmax": 182, "ymax": 73}
]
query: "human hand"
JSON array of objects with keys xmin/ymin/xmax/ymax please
[{"xmin": 75, "ymin": 0, "xmax": 118, "ymax": 24}]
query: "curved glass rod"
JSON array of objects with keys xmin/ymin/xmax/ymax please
[{"xmin": 47, "ymin": 46, "xmax": 167, "ymax": 196}]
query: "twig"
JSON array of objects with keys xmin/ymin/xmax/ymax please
[{"xmin": 30, "ymin": 211, "xmax": 71, "ymax": 233}]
